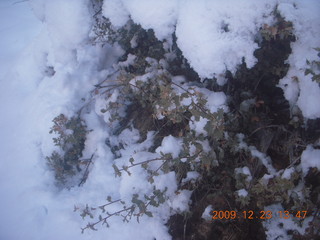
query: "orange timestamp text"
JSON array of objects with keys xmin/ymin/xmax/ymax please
[{"xmin": 212, "ymin": 210, "xmax": 308, "ymax": 220}]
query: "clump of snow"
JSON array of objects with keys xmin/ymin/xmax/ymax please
[
  {"xmin": 156, "ymin": 135, "xmax": 182, "ymax": 158},
  {"xmin": 117, "ymin": 53, "xmax": 136, "ymax": 68},
  {"xmin": 201, "ymin": 205, "xmax": 213, "ymax": 221},
  {"xmin": 189, "ymin": 116, "xmax": 208, "ymax": 136},
  {"xmin": 261, "ymin": 174, "xmax": 274, "ymax": 185},
  {"xmin": 216, "ymin": 74, "xmax": 228, "ymax": 86},
  {"xmin": 198, "ymin": 88, "xmax": 228, "ymax": 113},
  {"xmin": 103, "ymin": 0, "xmax": 178, "ymax": 40},
  {"xmin": 250, "ymin": 147, "xmax": 276, "ymax": 175},
  {"xmin": 235, "ymin": 166, "xmax": 252, "ymax": 182},
  {"xmin": 235, "ymin": 134, "xmax": 276, "ymax": 175},
  {"xmin": 169, "ymin": 190, "xmax": 192, "ymax": 213},
  {"xmin": 102, "ymin": 0, "xmax": 129, "ymax": 28},
  {"xmin": 281, "ymin": 167, "xmax": 295, "ymax": 179},
  {"xmin": 236, "ymin": 133, "xmax": 248, "ymax": 150},
  {"xmin": 154, "ymin": 173, "xmax": 191, "ymax": 214},
  {"xmin": 237, "ymin": 189, "xmax": 248, "ymax": 197},
  {"xmin": 118, "ymin": 127, "xmax": 140, "ymax": 147},
  {"xmin": 154, "ymin": 171, "xmax": 177, "ymax": 194},
  {"xmin": 182, "ymin": 171, "xmax": 200, "ymax": 184},
  {"xmin": 301, "ymin": 145, "xmax": 320, "ymax": 176},
  {"xmin": 296, "ymin": 76, "xmax": 320, "ymax": 119}
]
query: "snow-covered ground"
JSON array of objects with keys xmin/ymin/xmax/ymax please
[
  {"xmin": 0, "ymin": 1, "xmax": 173, "ymax": 239},
  {"xmin": 0, "ymin": 0, "xmax": 319, "ymax": 239}
]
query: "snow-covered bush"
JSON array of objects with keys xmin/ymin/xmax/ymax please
[
  {"xmin": 75, "ymin": 50, "xmax": 227, "ymax": 231},
  {"xmin": 46, "ymin": 114, "xmax": 90, "ymax": 187},
  {"xmin": 40, "ymin": 1, "xmax": 320, "ymax": 239}
]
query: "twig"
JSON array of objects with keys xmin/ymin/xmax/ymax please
[
  {"xmin": 81, "ymin": 205, "xmax": 135, "ymax": 233},
  {"xmin": 99, "ymin": 199, "xmax": 121, "ymax": 209},
  {"xmin": 93, "ymin": 8, "xmax": 102, "ymax": 18},
  {"xmin": 286, "ymin": 156, "xmax": 300, "ymax": 169},
  {"xmin": 119, "ymin": 150, "xmax": 203, "ymax": 173},
  {"xmin": 121, "ymin": 157, "xmax": 167, "ymax": 172},
  {"xmin": 92, "ymin": 69, "xmax": 120, "ymax": 89},
  {"xmin": 249, "ymin": 124, "xmax": 280, "ymax": 137},
  {"xmin": 78, "ymin": 153, "xmax": 95, "ymax": 186}
]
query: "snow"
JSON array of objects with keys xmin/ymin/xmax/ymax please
[
  {"xmin": 1, "ymin": 0, "xmax": 320, "ymax": 239},
  {"xmin": 201, "ymin": 205, "xmax": 213, "ymax": 221},
  {"xmin": 300, "ymin": 145, "xmax": 320, "ymax": 176},
  {"xmin": 236, "ymin": 134, "xmax": 276, "ymax": 175},
  {"xmin": 156, "ymin": 135, "xmax": 183, "ymax": 159},
  {"xmin": 0, "ymin": 0, "xmax": 42, "ymax": 79},
  {"xmin": 0, "ymin": 1, "xmax": 172, "ymax": 239},
  {"xmin": 175, "ymin": 0, "xmax": 276, "ymax": 78},
  {"xmin": 32, "ymin": 0, "xmax": 92, "ymax": 67},
  {"xmin": 236, "ymin": 189, "xmax": 248, "ymax": 197},
  {"xmin": 235, "ymin": 166, "xmax": 252, "ymax": 182},
  {"xmin": 278, "ymin": 1, "xmax": 320, "ymax": 119},
  {"xmin": 103, "ymin": 0, "xmax": 320, "ymax": 118},
  {"xmin": 102, "ymin": 0, "xmax": 129, "ymax": 28},
  {"xmin": 182, "ymin": 171, "xmax": 200, "ymax": 184},
  {"xmin": 281, "ymin": 167, "xmax": 295, "ymax": 179},
  {"xmin": 199, "ymin": 88, "xmax": 228, "ymax": 113},
  {"xmin": 263, "ymin": 204, "xmax": 310, "ymax": 240},
  {"xmin": 261, "ymin": 174, "xmax": 274, "ymax": 185},
  {"xmin": 103, "ymin": 0, "xmax": 278, "ymax": 78},
  {"xmin": 103, "ymin": 0, "xmax": 178, "ymax": 40},
  {"xmin": 169, "ymin": 190, "xmax": 192, "ymax": 213},
  {"xmin": 250, "ymin": 147, "xmax": 276, "ymax": 175},
  {"xmin": 189, "ymin": 116, "xmax": 208, "ymax": 136}
]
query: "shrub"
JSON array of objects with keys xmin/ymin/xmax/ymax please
[{"xmin": 46, "ymin": 114, "xmax": 90, "ymax": 187}]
